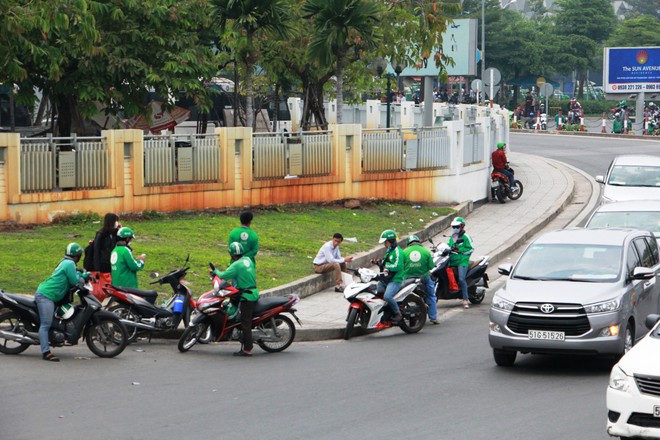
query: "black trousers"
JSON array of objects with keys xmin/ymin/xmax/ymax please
[{"xmin": 240, "ymin": 300, "xmax": 256, "ymax": 352}]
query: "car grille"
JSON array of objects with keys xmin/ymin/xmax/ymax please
[
  {"xmin": 627, "ymin": 413, "xmax": 660, "ymax": 428},
  {"xmin": 506, "ymin": 302, "xmax": 591, "ymax": 336},
  {"xmin": 635, "ymin": 375, "xmax": 660, "ymax": 397}
]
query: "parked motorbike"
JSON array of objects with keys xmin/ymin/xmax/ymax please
[
  {"xmin": 428, "ymin": 238, "xmax": 489, "ymax": 305},
  {"xmin": 343, "ymin": 267, "xmax": 427, "ymax": 340},
  {"xmin": 105, "ymin": 256, "xmax": 195, "ymax": 343},
  {"xmin": 491, "ymin": 163, "xmax": 524, "ymax": 203},
  {"xmin": 0, "ymin": 279, "xmax": 129, "ymax": 358},
  {"xmin": 178, "ymin": 263, "xmax": 301, "ymax": 353}
]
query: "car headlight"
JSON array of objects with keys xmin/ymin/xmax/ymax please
[
  {"xmin": 609, "ymin": 365, "xmax": 631, "ymax": 392},
  {"xmin": 584, "ymin": 299, "xmax": 620, "ymax": 314},
  {"xmin": 492, "ymin": 294, "xmax": 514, "ymax": 311}
]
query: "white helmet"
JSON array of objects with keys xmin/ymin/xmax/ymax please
[{"xmin": 55, "ymin": 303, "xmax": 74, "ymax": 320}]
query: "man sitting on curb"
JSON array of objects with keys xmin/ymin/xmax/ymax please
[{"xmin": 313, "ymin": 233, "xmax": 353, "ymax": 292}]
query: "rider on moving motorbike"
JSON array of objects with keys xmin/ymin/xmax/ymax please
[
  {"xmin": 447, "ymin": 218, "xmax": 474, "ymax": 309},
  {"xmin": 34, "ymin": 243, "xmax": 91, "ymax": 362},
  {"xmin": 211, "ymin": 242, "xmax": 259, "ymax": 357},
  {"xmin": 491, "ymin": 142, "xmax": 516, "ymax": 193},
  {"xmin": 370, "ymin": 230, "xmax": 405, "ymax": 324}
]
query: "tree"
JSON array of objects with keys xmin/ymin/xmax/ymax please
[
  {"xmin": 302, "ymin": 0, "xmax": 384, "ymax": 124},
  {"xmin": 211, "ymin": 0, "xmax": 293, "ymax": 129},
  {"xmin": 607, "ymin": 15, "xmax": 660, "ymax": 47},
  {"xmin": 553, "ymin": 0, "xmax": 617, "ymax": 98}
]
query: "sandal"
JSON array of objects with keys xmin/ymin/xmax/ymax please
[
  {"xmin": 233, "ymin": 350, "xmax": 253, "ymax": 357},
  {"xmin": 42, "ymin": 351, "xmax": 60, "ymax": 362}
]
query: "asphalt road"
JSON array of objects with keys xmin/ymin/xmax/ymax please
[{"xmin": 3, "ymin": 133, "xmax": 656, "ymax": 440}]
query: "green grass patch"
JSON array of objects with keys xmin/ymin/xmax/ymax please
[{"xmin": 0, "ymin": 202, "xmax": 454, "ymax": 296}]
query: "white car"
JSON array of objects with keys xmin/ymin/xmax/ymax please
[
  {"xmin": 585, "ymin": 200, "xmax": 660, "ymax": 238},
  {"xmin": 607, "ymin": 314, "xmax": 660, "ymax": 439},
  {"xmin": 596, "ymin": 155, "xmax": 660, "ymax": 203}
]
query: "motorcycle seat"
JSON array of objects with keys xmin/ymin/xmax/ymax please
[
  {"xmin": 468, "ymin": 258, "xmax": 485, "ymax": 271},
  {"xmin": 111, "ymin": 286, "xmax": 159, "ymax": 304},
  {"xmin": 254, "ymin": 296, "xmax": 290, "ymax": 314},
  {"xmin": 0, "ymin": 292, "xmax": 35, "ymax": 308}
]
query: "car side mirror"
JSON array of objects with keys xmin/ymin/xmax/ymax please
[
  {"xmin": 632, "ymin": 267, "xmax": 655, "ymax": 280},
  {"xmin": 645, "ymin": 314, "xmax": 660, "ymax": 330},
  {"xmin": 498, "ymin": 264, "xmax": 513, "ymax": 276},
  {"xmin": 595, "ymin": 175, "xmax": 605, "ymax": 184}
]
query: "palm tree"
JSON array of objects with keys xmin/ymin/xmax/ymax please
[
  {"xmin": 211, "ymin": 0, "xmax": 292, "ymax": 129},
  {"xmin": 302, "ymin": 0, "xmax": 384, "ymax": 124}
]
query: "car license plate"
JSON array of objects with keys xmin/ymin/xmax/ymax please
[
  {"xmin": 528, "ymin": 330, "xmax": 565, "ymax": 341},
  {"xmin": 654, "ymin": 405, "xmax": 660, "ymax": 417},
  {"xmin": 490, "ymin": 180, "xmax": 500, "ymax": 188}
]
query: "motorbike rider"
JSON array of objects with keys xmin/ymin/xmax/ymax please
[
  {"xmin": 568, "ymin": 98, "xmax": 582, "ymax": 124},
  {"xmin": 110, "ymin": 227, "xmax": 146, "ymax": 289},
  {"xmin": 447, "ymin": 218, "xmax": 473, "ymax": 309},
  {"xmin": 403, "ymin": 235, "xmax": 438, "ymax": 324},
  {"xmin": 211, "ymin": 242, "xmax": 259, "ymax": 357},
  {"xmin": 491, "ymin": 142, "xmax": 517, "ymax": 193},
  {"xmin": 370, "ymin": 230, "xmax": 405, "ymax": 324},
  {"xmin": 34, "ymin": 243, "xmax": 90, "ymax": 362}
]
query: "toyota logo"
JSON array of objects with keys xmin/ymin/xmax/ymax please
[{"xmin": 540, "ymin": 303, "xmax": 555, "ymax": 314}]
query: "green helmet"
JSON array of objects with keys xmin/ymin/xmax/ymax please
[
  {"xmin": 228, "ymin": 242, "xmax": 244, "ymax": 257},
  {"xmin": 451, "ymin": 217, "xmax": 465, "ymax": 227},
  {"xmin": 117, "ymin": 227, "xmax": 135, "ymax": 240},
  {"xmin": 379, "ymin": 229, "xmax": 397, "ymax": 244},
  {"xmin": 497, "ymin": 142, "xmax": 506, "ymax": 150},
  {"xmin": 407, "ymin": 235, "xmax": 421, "ymax": 245},
  {"xmin": 65, "ymin": 242, "xmax": 83, "ymax": 257}
]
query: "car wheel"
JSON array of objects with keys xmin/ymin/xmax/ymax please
[
  {"xmin": 493, "ymin": 349, "xmax": 516, "ymax": 367},
  {"xmin": 622, "ymin": 323, "xmax": 634, "ymax": 355}
]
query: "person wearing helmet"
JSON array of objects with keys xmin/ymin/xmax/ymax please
[
  {"xmin": 371, "ymin": 229, "xmax": 405, "ymax": 324},
  {"xmin": 491, "ymin": 142, "xmax": 516, "ymax": 193},
  {"xmin": 448, "ymin": 218, "xmax": 474, "ymax": 309},
  {"xmin": 211, "ymin": 241, "xmax": 259, "ymax": 357},
  {"xmin": 313, "ymin": 233, "xmax": 354, "ymax": 292},
  {"xmin": 34, "ymin": 243, "xmax": 91, "ymax": 362},
  {"xmin": 403, "ymin": 235, "xmax": 438, "ymax": 324},
  {"xmin": 110, "ymin": 227, "xmax": 146, "ymax": 289},
  {"xmin": 228, "ymin": 211, "xmax": 259, "ymax": 265}
]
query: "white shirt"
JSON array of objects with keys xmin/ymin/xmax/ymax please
[{"xmin": 313, "ymin": 240, "xmax": 344, "ymax": 265}]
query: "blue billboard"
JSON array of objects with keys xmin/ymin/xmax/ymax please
[{"xmin": 603, "ymin": 47, "xmax": 660, "ymax": 93}]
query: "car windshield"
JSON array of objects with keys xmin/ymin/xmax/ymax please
[
  {"xmin": 586, "ymin": 211, "xmax": 660, "ymax": 237},
  {"xmin": 513, "ymin": 243, "xmax": 622, "ymax": 282},
  {"xmin": 608, "ymin": 165, "xmax": 660, "ymax": 187}
]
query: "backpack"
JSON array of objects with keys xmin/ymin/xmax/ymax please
[{"xmin": 83, "ymin": 239, "xmax": 95, "ymax": 272}]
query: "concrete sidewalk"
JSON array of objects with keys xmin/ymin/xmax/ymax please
[{"xmin": 293, "ymin": 152, "xmax": 600, "ymax": 341}]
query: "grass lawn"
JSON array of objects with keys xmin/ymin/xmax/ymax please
[{"xmin": 0, "ymin": 202, "xmax": 454, "ymax": 297}]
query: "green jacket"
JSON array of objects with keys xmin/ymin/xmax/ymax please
[
  {"xmin": 403, "ymin": 244, "xmax": 434, "ymax": 278},
  {"xmin": 383, "ymin": 245, "xmax": 405, "ymax": 283},
  {"xmin": 36, "ymin": 257, "xmax": 84, "ymax": 302},
  {"xmin": 228, "ymin": 226, "xmax": 258, "ymax": 264},
  {"xmin": 448, "ymin": 232, "xmax": 473, "ymax": 267},
  {"xmin": 214, "ymin": 256, "xmax": 259, "ymax": 301},
  {"xmin": 110, "ymin": 244, "xmax": 145, "ymax": 289}
]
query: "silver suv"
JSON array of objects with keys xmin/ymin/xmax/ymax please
[{"xmin": 489, "ymin": 228, "xmax": 660, "ymax": 367}]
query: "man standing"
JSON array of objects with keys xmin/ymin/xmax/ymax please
[
  {"xmin": 313, "ymin": 233, "xmax": 354, "ymax": 292},
  {"xmin": 403, "ymin": 235, "xmax": 438, "ymax": 324},
  {"xmin": 228, "ymin": 211, "xmax": 259, "ymax": 265},
  {"xmin": 110, "ymin": 227, "xmax": 145, "ymax": 289}
]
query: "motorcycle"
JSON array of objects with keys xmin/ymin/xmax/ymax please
[
  {"xmin": 428, "ymin": 238, "xmax": 489, "ymax": 305},
  {"xmin": 178, "ymin": 263, "xmax": 301, "ymax": 354},
  {"xmin": 491, "ymin": 164, "xmax": 524, "ymax": 203},
  {"xmin": 104, "ymin": 256, "xmax": 195, "ymax": 343},
  {"xmin": 343, "ymin": 267, "xmax": 427, "ymax": 340},
  {"xmin": 0, "ymin": 278, "xmax": 129, "ymax": 358}
]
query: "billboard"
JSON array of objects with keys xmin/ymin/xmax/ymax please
[
  {"xmin": 603, "ymin": 47, "xmax": 660, "ymax": 93},
  {"xmin": 392, "ymin": 19, "xmax": 478, "ymax": 77}
]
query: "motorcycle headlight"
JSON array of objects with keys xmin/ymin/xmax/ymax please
[
  {"xmin": 584, "ymin": 299, "xmax": 620, "ymax": 314},
  {"xmin": 609, "ymin": 365, "xmax": 631, "ymax": 392},
  {"xmin": 492, "ymin": 293, "xmax": 514, "ymax": 311}
]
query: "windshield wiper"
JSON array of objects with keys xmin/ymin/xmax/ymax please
[{"xmin": 513, "ymin": 275, "xmax": 543, "ymax": 280}]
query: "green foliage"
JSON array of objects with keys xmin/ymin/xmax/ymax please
[
  {"xmin": 550, "ymin": 99, "xmax": 618, "ymax": 116},
  {"xmin": 607, "ymin": 15, "xmax": 660, "ymax": 47},
  {"xmin": 51, "ymin": 211, "xmax": 102, "ymax": 226}
]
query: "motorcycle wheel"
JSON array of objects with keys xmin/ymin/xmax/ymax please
[
  {"xmin": 507, "ymin": 181, "xmax": 524, "ymax": 200},
  {"xmin": 0, "ymin": 312, "xmax": 31, "ymax": 355},
  {"xmin": 399, "ymin": 295, "xmax": 427, "ymax": 334},
  {"xmin": 256, "ymin": 314, "xmax": 295, "ymax": 353},
  {"xmin": 107, "ymin": 304, "xmax": 140, "ymax": 343},
  {"xmin": 178, "ymin": 322, "xmax": 208, "ymax": 353},
  {"xmin": 494, "ymin": 185, "xmax": 506, "ymax": 203},
  {"xmin": 468, "ymin": 286, "xmax": 485, "ymax": 304},
  {"xmin": 85, "ymin": 318, "xmax": 128, "ymax": 358},
  {"xmin": 344, "ymin": 308, "xmax": 360, "ymax": 340}
]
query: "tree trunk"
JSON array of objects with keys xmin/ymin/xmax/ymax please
[
  {"xmin": 577, "ymin": 71, "xmax": 586, "ymax": 99},
  {"xmin": 53, "ymin": 93, "xmax": 74, "ymax": 137},
  {"xmin": 246, "ymin": 61, "xmax": 254, "ymax": 129},
  {"xmin": 335, "ymin": 58, "xmax": 344, "ymax": 124},
  {"xmin": 34, "ymin": 94, "xmax": 48, "ymax": 126}
]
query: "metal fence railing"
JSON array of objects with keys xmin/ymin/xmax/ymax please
[
  {"xmin": 362, "ymin": 129, "xmax": 404, "ymax": 173},
  {"xmin": 252, "ymin": 131, "xmax": 333, "ymax": 180},
  {"xmin": 143, "ymin": 134, "xmax": 220, "ymax": 186}
]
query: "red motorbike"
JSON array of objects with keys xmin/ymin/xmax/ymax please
[
  {"xmin": 491, "ymin": 164, "xmax": 523, "ymax": 203},
  {"xmin": 178, "ymin": 263, "xmax": 301, "ymax": 354}
]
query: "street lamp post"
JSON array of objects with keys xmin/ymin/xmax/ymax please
[{"xmin": 375, "ymin": 58, "xmax": 396, "ymax": 129}]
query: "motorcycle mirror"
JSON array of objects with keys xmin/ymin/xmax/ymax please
[
  {"xmin": 209, "ymin": 262, "xmax": 216, "ymax": 272},
  {"xmin": 184, "ymin": 253, "xmax": 190, "ymax": 265}
]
